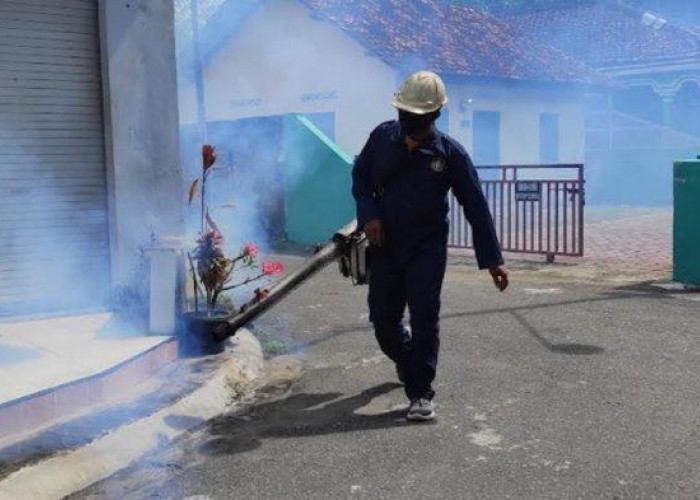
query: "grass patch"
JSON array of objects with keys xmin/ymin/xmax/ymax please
[
  {"xmin": 215, "ymin": 294, "xmax": 292, "ymax": 358},
  {"xmin": 252, "ymin": 328, "xmax": 290, "ymax": 358}
]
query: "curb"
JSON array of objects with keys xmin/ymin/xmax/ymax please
[
  {"xmin": 0, "ymin": 329, "xmax": 264, "ymax": 500},
  {"xmin": 0, "ymin": 337, "xmax": 178, "ymax": 444}
]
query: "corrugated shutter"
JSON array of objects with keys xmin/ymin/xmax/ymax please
[{"xmin": 0, "ymin": 0, "xmax": 110, "ymax": 316}]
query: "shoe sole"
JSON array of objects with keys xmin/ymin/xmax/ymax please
[{"xmin": 406, "ymin": 411, "xmax": 436, "ymax": 422}]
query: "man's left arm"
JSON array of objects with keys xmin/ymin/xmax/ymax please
[{"xmin": 447, "ymin": 143, "xmax": 508, "ymax": 291}]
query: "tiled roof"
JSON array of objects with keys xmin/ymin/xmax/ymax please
[
  {"xmin": 298, "ymin": 0, "xmax": 604, "ymax": 84},
  {"xmin": 174, "ymin": 0, "xmax": 604, "ymax": 85},
  {"xmin": 504, "ymin": 1, "xmax": 700, "ymax": 66}
]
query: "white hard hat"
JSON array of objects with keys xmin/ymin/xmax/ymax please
[{"xmin": 392, "ymin": 71, "xmax": 448, "ymax": 115}]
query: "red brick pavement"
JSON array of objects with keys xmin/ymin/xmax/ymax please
[
  {"xmin": 582, "ymin": 212, "xmax": 672, "ymax": 273},
  {"xmin": 449, "ymin": 211, "xmax": 673, "ymax": 280}
]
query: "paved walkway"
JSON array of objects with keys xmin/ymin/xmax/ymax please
[
  {"xmin": 75, "ymin": 259, "xmax": 700, "ymax": 499},
  {"xmin": 0, "ymin": 314, "xmax": 175, "ymax": 444},
  {"xmin": 583, "ymin": 211, "xmax": 671, "ymax": 274},
  {"xmin": 452, "ymin": 209, "xmax": 673, "ymax": 282}
]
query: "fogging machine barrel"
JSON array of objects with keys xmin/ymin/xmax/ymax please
[{"xmin": 214, "ymin": 220, "xmax": 361, "ymax": 341}]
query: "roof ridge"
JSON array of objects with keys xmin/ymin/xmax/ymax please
[
  {"xmin": 503, "ymin": 0, "xmax": 700, "ymax": 66},
  {"xmin": 612, "ymin": 0, "xmax": 700, "ymax": 39},
  {"xmin": 506, "ymin": 0, "xmax": 700, "ymax": 40}
]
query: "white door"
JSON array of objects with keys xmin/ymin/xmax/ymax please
[{"xmin": 0, "ymin": 0, "xmax": 110, "ymax": 316}]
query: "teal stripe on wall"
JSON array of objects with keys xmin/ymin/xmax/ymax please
[{"xmin": 283, "ymin": 114, "xmax": 355, "ymax": 244}]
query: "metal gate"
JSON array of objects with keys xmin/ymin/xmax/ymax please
[{"xmin": 448, "ymin": 164, "xmax": 585, "ymax": 260}]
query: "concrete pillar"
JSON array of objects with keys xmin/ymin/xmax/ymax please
[
  {"xmin": 656, "ymin": 89, "xmax": 677, "ymax": 128},
  {"xmin": 661, "ymin": 95, "xmax": 674, "ymax": 128},
  {"xmin": 148, "ymin": 247, "xmax": 179, "ymax": 334},
  {"xmin": 99, "ymin": 1, "xmax": 184, "ymax": 297},
  {"xmin": 189, "ymin": 0, "xmax": 208, "ymax": 142}
]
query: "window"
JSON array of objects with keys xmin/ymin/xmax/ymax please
[
  {"xmin": 540, "ymin": 113, "xmax": 560, "ymax": 163},
  {"xmin": 473, "ymin": 111, "xmax": 501, "ymax": 165}
]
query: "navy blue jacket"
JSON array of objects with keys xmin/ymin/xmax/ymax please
[{"xmin": 352, "ymin": 120, "xmax": 503, "ymax": 270}]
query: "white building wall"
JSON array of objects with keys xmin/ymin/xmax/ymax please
[
  {"xmin": 448, "ymin": 83, "xmax": 586, "ymax": 165},
  {"xmin": 180, "ymin": 0, "xmax": 586, "ymax": 165},
  {"xmin": 186, "ymin": 0, "xmax": 397, "ymax": 156}
]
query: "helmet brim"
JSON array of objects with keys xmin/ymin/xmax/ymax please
[{"xmin": 392, "ymin": 98, "xmax": 446, "ymax": 115}]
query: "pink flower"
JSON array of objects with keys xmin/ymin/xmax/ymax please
[
  {"xmin": 262, "ymin": 261, "xmax": 285, "ymax": 276},
  {"xmin": 242, "ymin": 243, "xmax": 259, "ymax": 259}
]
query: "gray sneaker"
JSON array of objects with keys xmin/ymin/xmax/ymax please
[{"xmin": 407, "ymin": 398, "xmax": 435, "ymax": 421}]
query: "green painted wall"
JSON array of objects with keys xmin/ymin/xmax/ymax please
[
  {"xmin": 283, "ymin": 115, "xmax": 355, "ymax": 244},
  {"xmin": 673, "ymin": 158, "xmax": 700, "ymax": 285}
]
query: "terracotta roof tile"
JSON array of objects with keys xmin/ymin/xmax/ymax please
[
  {"xmin": 300, "ymin": 0, "xmax": 604, "ymax": 84},
  {"xmin": 504, "ymin": 1, "xmax": 700, "ymax": 66}
]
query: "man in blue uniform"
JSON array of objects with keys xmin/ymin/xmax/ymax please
[{"xmin": 352, "ymin": 71, "xmax": 509, "ymax": 421}]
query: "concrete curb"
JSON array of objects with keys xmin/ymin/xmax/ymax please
[
  {"xmin": 0, "ymin": 337, "xmax": 178, "ymax": 444},
  {"xmin": 0, "ymin": 329, "xmax": 264, "ymax": 500}
]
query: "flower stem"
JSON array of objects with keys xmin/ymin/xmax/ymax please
[
  {"xmin": 201, "ymin": 176, "xmax": 206, "ymax": 233},
  {"xmin": 187, "ymin": 252, "xmax": 202, "ymax": 312},
  {"xmin": 221, "ymin": 272, "xmax": 266, "ymax": 292}
]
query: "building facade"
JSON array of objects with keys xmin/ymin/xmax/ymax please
[
  {"xmin": 177, "ymin": 0, "xmax": 597, "ymax": 168},
  {"xmin": 508, "ymin": 1, "xmax": 700, "ymax": 204},
  {"xmin": 0, "ymin": 0, "xmax": 183, "ymax": 317}
]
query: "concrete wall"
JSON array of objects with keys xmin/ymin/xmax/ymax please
[
  {"xmin": 100, "ymin": 0, "xmax": 184, "ymax": 289},
  {"xmin": 179, "ymin": 0, "xmax": 397, "ymax": 156}
]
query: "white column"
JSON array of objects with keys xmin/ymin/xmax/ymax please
[{"xmin": 99, "ymin": 1, "xmax": 185, "ymax": 301}]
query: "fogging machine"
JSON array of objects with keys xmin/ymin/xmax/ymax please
[{"xmin": 214, "ymin": 220, "xmax": 369, "ymax": 341}]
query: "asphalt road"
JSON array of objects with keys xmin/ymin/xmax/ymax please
[{"xmin": 77, "ymin": 259, "xmax": 700, "ymax": 500}]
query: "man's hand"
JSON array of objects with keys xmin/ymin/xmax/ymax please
[
  {"xmin": 489, "ymin": 265, "xmax": 509, "ymax": 292},
  {"xmin": 363, "ymin": 219, "xmax": 384, "ymax": 247}
]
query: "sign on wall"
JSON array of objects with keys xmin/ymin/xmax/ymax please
[{"xmin": 515, "ymin": 181, "xmax": 542, "ymax": 202}]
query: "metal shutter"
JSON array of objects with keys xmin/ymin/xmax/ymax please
[{"xmin": 0, "ymin": 0, "xmax": 110, "ymax": 316}]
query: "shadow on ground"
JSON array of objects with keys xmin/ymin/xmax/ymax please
[
  {"xmin": 296, "ymin": 286, "xmax": 672, "ymax": 356},
  {"xmin": 199, "ymin": 382, "xmax": 421, "ymax": 458},
  {"xmin": 0, "ymin": 357, "xmax": 223, "ymax": 481},
  {"xmin": 0, "ymin": 342, "xmax": 41, "ymax": 367}
]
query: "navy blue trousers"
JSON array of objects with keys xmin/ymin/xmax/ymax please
[{"xmin": 368, "ymin": 237, "xmax": 447, "ymax": 400}]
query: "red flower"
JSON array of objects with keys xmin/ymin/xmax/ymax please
[
  {"xmin": 204, "ymin": 229, "xmax": 224, "ymax": 246},
  {"xmin": 242, "ymin": 243, "xmax": 259, "ymax": 259},
  {"xmin": 262, "ymin": 261, "xmax": 285, "ymax": 276},
  {"xmin": 202, "ymin": 144, "xmax": 216, "ymax": 171}
]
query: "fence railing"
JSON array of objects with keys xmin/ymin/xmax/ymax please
[{"xmin": 448, "ymin": 164, "xmax": 585, "ymax": 260}]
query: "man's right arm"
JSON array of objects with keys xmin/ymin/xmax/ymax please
[{"xmin": 351, "ymin": 135, "xmax": 382, "ymax": 232}]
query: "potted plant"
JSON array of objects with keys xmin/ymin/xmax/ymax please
[{"xmin": 183, "ymin": 144, "xmax": 285, "ymax": 355}]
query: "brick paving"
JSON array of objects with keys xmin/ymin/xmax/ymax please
[
  {"xmin": 450, "ymin": 209, "xmax": 673, "ymax": 282},
  {"xmin": 582, "ymin": 211, "xmax": 672, "ymax": 273}
]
